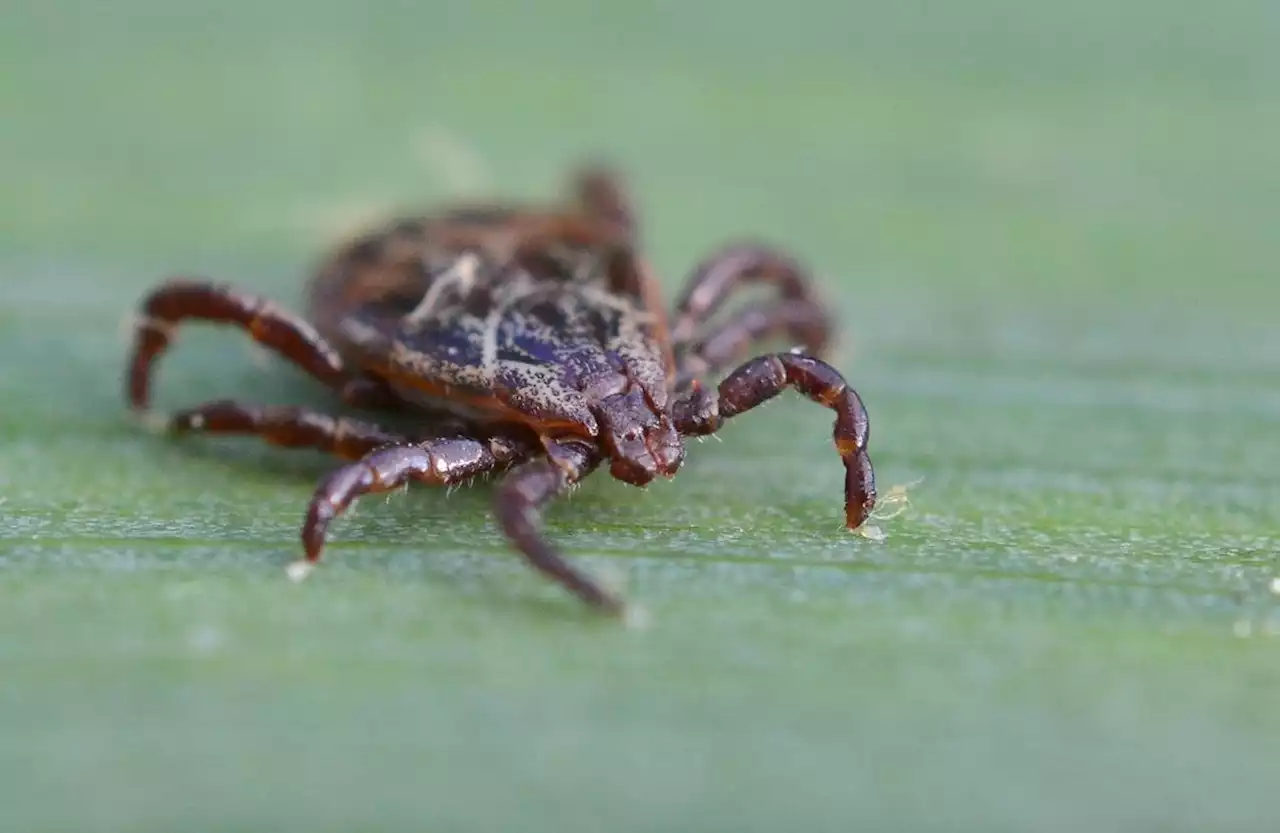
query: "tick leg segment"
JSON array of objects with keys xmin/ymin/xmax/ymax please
[
  {"xmin": 573, "ymin": 165, "xmax": 638, "ymax": 236},
  {"xmin": 673, "ymin": 352, "xmax": 877, "ymax": 530},
  {"xmin": 126, "ymin": 279, "xmax": 366, "ymax": 411},
  {"xmin": 169, "ymin": 399, "xmax": 409, "ymax": 460},
  {"xmin": 301, "ymin": 436, "xmax": 531, "ymax": 570},
  {"xmin": 669, "ymin": 244, "xmax": 833, "ymax": 348},
  {"xmin": 674, "ymin": 299, "xmax": 832, "ymax": 389},
  {"xmin": 493, "ymin": 440, "xmax": 621, "ymax": 613}
]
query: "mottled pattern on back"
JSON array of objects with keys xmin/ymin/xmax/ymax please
[{"xmin": 308, "ymin": 219, "xmax": 668, "ymax": 435}]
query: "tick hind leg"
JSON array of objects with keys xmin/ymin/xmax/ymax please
[
  {"xmin": 668, "ymin": 244, "xmax": 833, "ymax": 351},
  {"xmin": 572, "ymin": 165, "xmax": 638, "ymax": 236},
  {"xmin": 298, "ymin": 435, "xmax": 534, "ymax": 578},
  {"xmin": 674, "ymin": 299, "xmax": 832, "ymax": 390},
  {"xmin": 673, "ymin": 352, "xmax": 876, "ymax": 530},
  {"xmin": 492, "ymin": 440, "xmax": 621, "ymax": 613},
  {"xmin": 166, "ymin": 399, "xmax": 410, "ymax": 460},
  {"xmin": 126, "ymin": 279, "xmax": 394, "ymax": 412}
]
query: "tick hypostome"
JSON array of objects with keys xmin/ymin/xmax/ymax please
[{"xmin": 124, "ymin": 167, "xmax": 877, "ymax": 614}]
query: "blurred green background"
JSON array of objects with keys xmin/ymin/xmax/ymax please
[{"xmin": 2, "ymin": 1, "xmax": 1278, "ymax": 830}]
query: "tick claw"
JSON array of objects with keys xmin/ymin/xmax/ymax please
[{"xmin": 286, "ymin": 560, "xmax": 316, "ymax": 582}]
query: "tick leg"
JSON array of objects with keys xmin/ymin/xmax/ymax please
[
  {"xmin": 673, "ymin": 352, "xmax": 876, "ymax": 530},
  {"xmin": 669, "ymin": 243, "xmax": 832, "ymax": 349},
  {"xmin": 126, "ymin": 279, "xmax": 380, "ymax": 411},
  {"xmin": 168, "ymin": 399, "xmax": 409, "ymax": 460},
  {"xmin": 572, "ymin": 164, "xmax": 637, "ymax": 236},
  {"xmin": 493, "ymin": 440, "xmax": 621, "ymax": 613},
  {"xmin": 674, "ymin": 299, "xmax": 832, "ymax": 389},
  {"xmin": 300, "ymin": 436, "xmax": 532, "ymax": 573}
]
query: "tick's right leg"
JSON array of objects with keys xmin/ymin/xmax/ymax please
[
  {"xmin": 298, "ymin": 434, "xmax": 535, "ymax": 578},
  {"xmin": 125, "ymin": 279, "xmax": 394, "ymax": 411},
  {"xmin": 672, "ymin": 352, "xmax": 876, "ymax": 531}
]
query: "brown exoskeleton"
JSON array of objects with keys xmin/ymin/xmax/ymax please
[{"xmin": 125, "ymin": 166, "xmax": 876, "ymax": 614}]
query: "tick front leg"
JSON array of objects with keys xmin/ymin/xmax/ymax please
[
  {"xmin": 493, "ymin": 440, "xmax": 621, "ymax": 613},
  {"xmin": 168, "ymin": 399, "xmax": 409, "ymax": 460},
  {"xmin": 126, "ymin": 279, "xmax": 385, "ymax": 411},
  {"xmin": 299, "ymin": 436, "xmax": 532, "ymax": 576},
  {"xmin": 673, "ymin": 353, "xmax": 876, "ymax": 530},
  {"xmin": 674, "ymin": 299, "xmax": 831, "ymax": 389},
  {"xmin": 669, "ymin": 243, "xmax": 833, "ymax": 349}
]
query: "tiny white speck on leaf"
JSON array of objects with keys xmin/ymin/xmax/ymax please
[
  {"xmin": 162, "ymin": 581, "xmax": 201, "ymax": 602},
  {"xmin": 855, "ymin": 524, "xmax": 887, "ymax": 542},
  {"xmin": 1269, "ymin": 577, "xmax": 1280, "ymax": 595},
  {"xmin": 873, "ymin": 478, "xmax": 923, "ymax": 521},
  {"xmin": 286, "ymin": 561, "xmax": 315, "ymax": 583},
  {"xmin": 186, "ymin": 625, "xmax": 224, "ymax": 655},
  {"xmin": 623, "ymin": 603, "xmax": 652, "ymax": 632},
  {"xmin": 131, "ymin": 410, "xmax": 171, "ymax": 435},
  {"xmin": 595, "ymin": 564, "xmax": 629, "ymax": 596},
  {"xmin": 855, "ymin": 478, "xmax": 925, "ymax": 541}
]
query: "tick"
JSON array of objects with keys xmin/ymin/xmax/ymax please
[{"xmin": 124, "ymin": 166, "xmax": 876, "ymax": 614}]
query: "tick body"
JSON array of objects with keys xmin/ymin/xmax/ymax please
[{"xmin": 125, "ymin": 167, "xmax": 876, "ymax": 614}]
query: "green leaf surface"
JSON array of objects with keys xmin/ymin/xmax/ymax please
[{"xmin": 3, "ymin": 1, "xmax": 1279, "ymax": 830}]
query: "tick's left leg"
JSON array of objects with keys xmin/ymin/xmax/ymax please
[
  {"xmin": 166, "ymin": 399, "xmax": 410, "ymax": 460},
  {"xmin": 126, "ymin": 280, "xmax": 394, "ymax": 412},
  {"xmin": 668, "ymin": 243, "xmax": 833, "ymax": 349},
  {"xmin": 673, "ymin": 352, "xmax": 876, "ymax": 529}
]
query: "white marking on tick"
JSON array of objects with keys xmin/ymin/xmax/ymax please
[
  {"xmin": 404, "ymin": 252, "xmax": 481, "ymax": 328},
  {"xmin": 480, "ymin": 277, "xmax": 548, "ymax": 376},
  {"xmin": 574, "ymin": 284, "xmax": 655, "ymax": 322}
]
